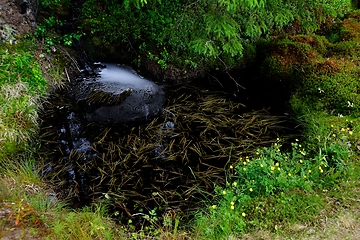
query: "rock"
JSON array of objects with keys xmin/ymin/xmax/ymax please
[
  {"xmin": 72, "ymin": 63, "xmax": 166, "ymax": 124},
  {"xmin": 0, "ymin": 22, "xmax": 17, "ymax": 43},
  {"xmin": 15, "ymin": 0, "xmax": 38, "ymax": 29}
]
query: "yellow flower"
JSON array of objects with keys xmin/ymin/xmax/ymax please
[
  {"xmin": 211, "ymin": 205, "xmax": 216, "ymax": 209},
  {"xmin": 239, "ymin": 157, "xmax": 243, "ymax": 161},
  {"xmin": 332, "ymin": 134, "xmax": 336, "ymax": 137},
  {"xmin": 271, "ymin": 166, "xmax": 275, "ymax": 171},
  {"xmin": 277, "ymin": 137, "xmax": 280, "ymax": 141},
  {"xmin": 308, "ymin": 170, "xmax": 312, "ymax": 173},
  {"xmin": 256, "ymin": 152, "xmax": 260, "ymax": 155},
  {"xmin": 231, "ymin": 201, "xmax": 235, "ymax": 206},
  {"xmin": 288, "ymin": 173, "xmax": 292, "ymax": 176},
  {"xmin": 300, "ymin": 150, "xmax": 306, "ymax": 156},
  {"xmin": 278, "ymin": 167, "xmax": 281, "ymax": 171},
  {"xmin": 233, "ymin": 182, "xmax": 237, "ymax": 187},
  {"xmin": 277, "ymin": 149, "xmax": 280, "ymax": 152},
  {"xmin": 349, "ymin": 131, "xmax": 353, "ymax": 135},
  {"xmin": 260, "ymin": 164, "xmax": 264, "ymax": 167},
  {"xmin": 274, "ymin": 143, "xmax": 277, "ymax": 146},
  {"xmin": 222, "ymin": 190, "xmax": 226, "ymax": 195},
  {"xmin": 243, "ymin": 167, "xmax": 247, "ymax": 171},
  {"xmin": 275, "ymin": 162, "xmax": 279, "ymax": 167},
  {"xmin": 230, "ymin": 165, "xmax": 233, "ymax": 169},
  {"xmin": 295, "ymin": 139, "xmax": 299, "ymax": 142},
  {"xmin": 299, "ymin": 160, "xmax": 303, "ymax": 163},
  {"xmin": 330, "ymin": 124, "xmax": 334, "ymax": 128},
  {"xmin": 231, "ymin": 205, "xmax": 235, "ymax": 210},
  {"xmin": 249, "ymin": 188, "xmax": 253, "ymax": 192},
  {"xmin": 341, "ymin": 128, "xmax": 345, "ymax": 132},
  {"xmin": 242, "ymin": 212, "xmax": 246, "ymax": 217},
  {"xmin": 243, "ymin": 162, "xmax": 247, "ymax": 165},
  {"xmin": 304, "ymin": 175, "xmax": 307, "ymax": 178}
]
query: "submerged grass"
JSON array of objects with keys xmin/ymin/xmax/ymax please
[{"xmin": 38, "ymin": 80, "xmax": 298, "ymax": 229}]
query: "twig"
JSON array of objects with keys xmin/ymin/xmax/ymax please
[
  {"xmin": 59, "ymin": 47, "xmax": 81, "ymax": 72},
  {"xmin": 217, "ymin": 56, "xmax": 246, "ymax": 90},
  {"xmin": 64, "ymin": 67, "xmax": 70, "ymax": 82}
]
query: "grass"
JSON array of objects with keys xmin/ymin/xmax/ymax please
[
  {"xmin": 0, "ymin": 10, "xmax": 360, "ymax": 240},
  {"xmin": 0, "ymin": 39, "xmax": 120, "ymax": 239}
]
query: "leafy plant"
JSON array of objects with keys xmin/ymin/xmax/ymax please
[
  {"xmin": 5, "ymin": 198, "xmax": 38, "ymax": 226},
  {"xmin": 79, "ymin": 0, "xmax": 352, "ymax": 71}
]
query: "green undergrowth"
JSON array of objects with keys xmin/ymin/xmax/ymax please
[
  {"xmin": 0, "ymin": 41, "xmax": 47, "ymax": 158},
  {"xmin": 0, "ymin": 161, "xmax": 122, "ymax": 239},
  {"xmin": 260, "ymin": 10, "xmax": 360, "ymax": 117},
  {"xmin": 192, "ymin": 113, "xmax": 360, "ymax": 239},
  {"xmin": 191, "ymin": 10, "xmax": 360, "ymax": 240}
]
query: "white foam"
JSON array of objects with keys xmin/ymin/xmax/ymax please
[{"xmin": 97, "ymin": 63, "xmax": 154, "ymax": 88}]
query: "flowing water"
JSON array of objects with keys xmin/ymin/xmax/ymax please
[{"xmin": 38, "ymin": 63, "xmax": 300, "ymax": 223}]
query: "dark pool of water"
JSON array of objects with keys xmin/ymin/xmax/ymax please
[{"xmin": 38, "ymin": 64, "xmax": 301, "ymax": 224}]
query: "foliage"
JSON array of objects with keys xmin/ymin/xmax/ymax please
[
  {"xmin": 34, "ymin": 15, "xmax": 83, "ymax": 51},
  {"xmin": 193, "ymin": 117, "xmax": 354, "ymax": 238},
  {"xmin": 4, "ymin": 198, "xmax": 38, "ymax": 226},
  {"xmin": 79, "ymin": 0, "xmax": 352, "ymax": 71},
  {"xmin": 48, "ymin": 205, "xmax": 123, "ymax": 240},
  {"xmin": 0, "ymin": 41, "xmax": 47, "ymax": 158},
  {"xmin": 259, "ymin": 11, "xmax": 360, "ymax": 117},
  {"xmin": 192, "ymin": 11, "xmax": 360, "ymax": 238}
]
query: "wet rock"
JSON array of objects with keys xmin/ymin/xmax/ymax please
[
  {"xmin": 15, "ymin": 0, "xmax": 38, "ymax": 29},
  {"xmin": 72, "ymin": 63, "xmax": 166, "ymax": 124}
]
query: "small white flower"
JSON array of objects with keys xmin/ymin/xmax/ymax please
[
  {"xmin": 347, "ymin": 101, "xmax": 354, "ymax": 108},
  {"xmin": 318, "ymin": 88, "xmax": 324, "ymax": 93}
]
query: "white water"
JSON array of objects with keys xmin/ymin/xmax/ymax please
[{"xmin": 97, "ymin": 63, "xmax": 155, "ymax": 88}]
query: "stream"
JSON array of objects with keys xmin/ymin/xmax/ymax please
[{"xmin": 38, "ymin": 63, "xmax": 300, "ymax": 223}]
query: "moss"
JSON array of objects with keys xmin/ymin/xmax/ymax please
[
  {"xmin": 257, "ymin": 9, "xmax": 360, "ymax": 117},
  {"xmin": 297, "ymin": 73, "xmax": 360, "ymax": 115},
  {"xmin": 259, "ymin": 35, "xmax": 329, "ymax": 92}
]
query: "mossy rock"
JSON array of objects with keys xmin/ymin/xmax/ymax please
[
  {"xmin": 298, "ymin": 72, "xmax": 360, "ymax": 116},
  {"xmin": 259, "ymin": 34, "xmax": 330, "ymax": 89},
  {"xmin": 258, "ymin": 22, "xmax": 360, "ymax": 117}
]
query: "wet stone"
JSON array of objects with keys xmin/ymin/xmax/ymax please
[{"xmin": 71, "ymin": 63, "xmax": 166, "ymax": 124}]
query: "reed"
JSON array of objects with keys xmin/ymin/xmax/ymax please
[{"xmin": 39, "ymin": 83, "xmax": 299, "ymax": 226}]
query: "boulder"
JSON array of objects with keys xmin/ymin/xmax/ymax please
[
  {"xmin": 72, "ymin": 63, "xmax": 166, "ymax": 124},
  {"xmin": 15, "ymin": 0, "xmax": 38, "ymax": 29}
]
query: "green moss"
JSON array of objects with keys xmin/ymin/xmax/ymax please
[{"xmin": 259, "ymin": 10, "xmax": 360, "ymax": 117}]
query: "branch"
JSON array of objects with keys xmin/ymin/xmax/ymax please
[{"xmin": 217, "ymin": 56, "xmax": 246, "ymax": 90}]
